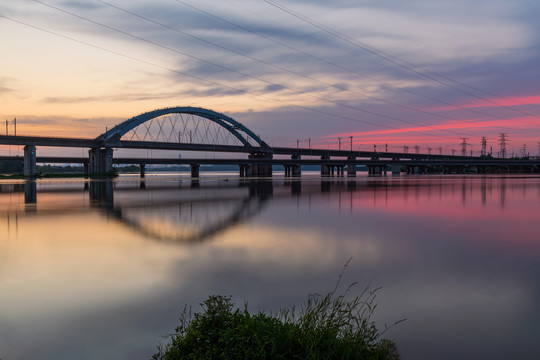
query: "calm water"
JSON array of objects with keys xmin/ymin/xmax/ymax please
[{"xmin": 1, "ymin": 173, "xmax": 539, "ymax": 360}]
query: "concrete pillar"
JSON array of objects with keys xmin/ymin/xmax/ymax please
[
  {"xmin": 23, "ymin": 144, "xmax": 37, "ymax": 177},
  {"xmin": 391, "ymin": 162, "xmax": 401, "ymax": 175},
  {"xmin": 140, "ymin": 164, "xmax": 146, "ymax": 178},
  {"xmin": 249, "ymin": 153, "xmax": 273, "ymax": 177},
  {"xmin": 102, "ymin": 147, "xmax": 113, "ymax": 174},
  {"xmin": 89, "ymin": 148, "xmax": 98, "ymax": 174},
  {"xmin": 190, "ymin": 164, "xmax": 200, "ymax": 178},
  {"xmin": 291, "ymin": 154, "xmax": 301, "ymax": 177},
  {"xmin": 321, "ymin": 155, "xmax": 330, "ymax": 176},
  {"xmin": 284, "ymin": 165, "xmax": 290, "ymax": 177},
  {"xmin": 347, "ymin": 157, "xmax": 356, "ymax": 177},
  {"xmin": 89, "ymin": 147, "xmax": 113, "ymax": 174}
]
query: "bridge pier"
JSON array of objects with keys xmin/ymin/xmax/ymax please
[
  {"xmin": 140, "ymin": 164, "xmax": 146, "ymax": 178},
  {"xmin": 248, "ymin": 153, "xmax": 273, "ymax": 177},
  {"xmin": 321, "ymin": 155, "xmax": 330, "ymax": 176},
  {"xmin": 347, "ymin": 157, "xmax": 356, "ymax": 177},
  {"xmin": 23, "ymin": 144, "xmax": 37, "ymax": 177},
  {"xmin": 89, "ymin": 147, "xmax": 113, "ymax": 175},
  {"xmin": 239, "ymin": 164, "xmax": 250, "ymax": 177},
  {"xmin": 291, "ymin": 154, "xmax": 301, "ymax": 177},
  {"xmin": 190, "ymin": 164, "xmax": 200, "ymax": 178},
  {"xmin": 391, "ymin": 159, "xmax": 401, "ymax": 175},
  {"xmin": 368, "ymin": 165, "xmax": 384, "ymax": 175}
]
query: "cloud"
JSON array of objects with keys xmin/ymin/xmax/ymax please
[{"xmin": 2, "ymin": 0, "xmax": 540, "ymax": 151}]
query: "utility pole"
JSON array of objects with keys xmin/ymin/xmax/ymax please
[
  {"xmin": 498, "ymin": 133, "xmax": 508, "ymax": 158},
  {"xmin": 415, "ymin": 145, "xmax": 420, "ymax": 154},
  {"xmin": 403, "ymin": 145, "xmax": 408, "ymax": 154},
  {"xmin": 481, "ymin": 137, "xmax": 487, "ymax": 157},
  {"xmin": 338, "ymin": 137, "xmax": 341, "ymax": 150},
  {"xmin": 349, "ymin": 136, "xmax": 353, "ymax": 151},
  {"xmin": 460, "ymin": 138, "xmax": 469, "ymax": 156}
]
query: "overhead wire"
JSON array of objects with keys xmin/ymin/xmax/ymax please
[
  {"xmin": 95, "ymin": 0, "xmax": 482, "ymax": 131},
  {"xmin": 264, "ymin": 0, "xmax": 540, "ymax": 123},
  {"xmin": 177, "ymin": 0, "xmax": 536, "ymax": 132},
  {"xmin": 27, "ymin": 0, "xmax": 475, "ymax": 139},
  {"xmin": 0, "ymin": 11, "xmax": 460, "ymax": 142}
]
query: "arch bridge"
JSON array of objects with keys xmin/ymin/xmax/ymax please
[
  {"xmin": 0, "ymin": 106, "xmax": 533, "ymax": 177},
  {"xmin": 89, "ymin": 106, "xmax": 273, "ymax": 176}
]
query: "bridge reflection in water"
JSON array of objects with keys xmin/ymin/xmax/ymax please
[
  {"xmin": 88, "ymin": 179, "xmax": 273, "ymax": 243},
  {"xmin": 0, "ymin": 175, "xmax": 534, "ymax": 244}
]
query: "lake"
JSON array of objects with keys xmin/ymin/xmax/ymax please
[{"xmin": 1, "ymin": 173, "xmax": 539, "ymax": 359}]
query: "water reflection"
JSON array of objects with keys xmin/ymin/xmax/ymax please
[
  {"xmin": 0, "ymin": 175, "xmax": 538, "ymax": 242},
  {"xmin": 1, "ymin": 175, "xmax": 540, "ymax": 360}
]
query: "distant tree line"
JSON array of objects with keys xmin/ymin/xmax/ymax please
[{"xmin": 0, "ymin": 161, "xmax": 23, "ymax": 174}]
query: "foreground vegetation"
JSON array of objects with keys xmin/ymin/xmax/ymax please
[{"xmin": 154, "ymin": 268, "xmax": 402, "ymax": 359}]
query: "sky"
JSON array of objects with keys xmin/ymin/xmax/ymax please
[{"xmin": 1, "ymin": 0, "xmax": 540, "ymax": 156}]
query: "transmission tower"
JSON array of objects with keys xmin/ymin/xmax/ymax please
[
  {"xmin": 498, "ymin": 133, "xmax": 508, "ymax": 158},
  {"xmin": 414, "ymin": 145, "xmax": 420, "ymax": 154},
  {"xmin": 460, "ymin": 138, "xmax": 469, "ymax": 156},
  {"xmin": 520, "ymin": 144, "xmax": 527, "ymax": 158},
  {"xmin": 481, "ymin": 137, "xmax": 487, "ymax": 157},
  {"xmin": 403, "ymin": 145, "xmax": 409, "ymax": 154}
]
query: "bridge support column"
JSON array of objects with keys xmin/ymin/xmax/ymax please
[
  {"xmin": 292, "ymin": 164, "xmax": 301, "ymax": 177},
  {"xmin": 347, "ymin": 157, "xmax": 356, "ymax": 177},
  {"xmin": 321, "ymin": 155, "xmax": 330, "ymax": 176},
  {"xmin": 239, "ymin": 164, "xmax": 250, "ymax": 177},
  {"xmin": 391, "ymin": 159, "xmax": 401, "ymax": 175},
  {"xmin": 140, "ymin": 164, "xmax": 146, "ymax": 178},
  {"xmin": 190, "ymin": 164, "xmax": 200, "ymax": 178},
  {"xmin": 291, "ymin": 154, "xmax": 301, "ymax": 177},
  {"xmin": 23, "ymin": 145, "xmax": 37, "ymax": 177},
  {"xmin": 249, "ymin": 153, "xmax": 273, "ymax": 177},
  {"xmin": 284, "ymin": 165, "xmax": 290, "ymax": 177},
  {"xmin": 89, "ymin": 147, "xmax": 113, "ymax": 175}
]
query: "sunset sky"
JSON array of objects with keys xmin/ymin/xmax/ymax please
[{"xmin": 1, "ymin": 0, "xmax": 540, "ymax": 155}]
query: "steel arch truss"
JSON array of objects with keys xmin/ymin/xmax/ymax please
[{"xmin": 96, "ymin": 106, "xmax": 268, "ymax": 149}]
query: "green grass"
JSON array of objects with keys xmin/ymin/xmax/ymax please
[{"xmin": 154, "ymin": 264, "xmax": 403, "ymax": 360}]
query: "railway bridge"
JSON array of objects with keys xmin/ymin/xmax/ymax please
[{"xmin": 0, "ymin": 106, "xmax": 538, "ymax": 177}]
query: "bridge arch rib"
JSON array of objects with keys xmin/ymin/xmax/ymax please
[{"xmin": 96, "ymin": 106, "xmax": 269, "ymax": 149}]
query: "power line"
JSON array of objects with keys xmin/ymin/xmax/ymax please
[
  {"xmin": 178, "ymin": 0, "xmax": 537, "ymax": 133},
  {"xmin": 263, "ymin": 0, "xmax": 540, "ymax": 124},
  {"xmin": 94, "ymin": 0, "xmax": 479, "ymax": 133},
  {"xmin": 0, "ymin": 12, "xmax": 463, "ymax": 141},
  {"xmin": 25, "ymin": 0, "xmax": 474, "ymax": 138}
]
